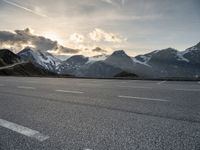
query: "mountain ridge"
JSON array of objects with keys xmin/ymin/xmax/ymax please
[{"xmin": 1, "ymin": 41, "xmax": 200, "ymax": 79}]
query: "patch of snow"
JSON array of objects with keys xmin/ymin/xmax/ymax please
[
  {"xmin": 19, "ymin": 49, "xmax": 62, "ymax": 72},
  {"xmin": 140, "ymin": 56, "xmax": 151, "ymax": 62},
  {"xmin": 181, "ymin": 46, "xmax": 198, "ymax": 56},
  {"xmin": 176, "ymin": 52, "xmax": 190, "ymax": 62},
  {"xmin": 132, "ymin": 57, "xmax": 152, "ymax": 67},
  {"xmin": 152, "ymin": 50, "xmax": 162, "ymax": 54},
  {"xmin": 87, "ymin": 55, "xmax": 108, "ymax": 64},
  {"xmin": 36, "ymin": 51, "xmax": 61, "ymax": 68},
  {"xmin": 176, "ymin": 46, "xmax": 199, "ymax": 62}
]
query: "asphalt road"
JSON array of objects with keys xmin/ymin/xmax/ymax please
[{"xmin": 0, "ymin": 77, "xmax": 200, "ymax": 150}]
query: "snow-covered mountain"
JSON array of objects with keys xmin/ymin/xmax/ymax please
[
  {"xmin": 130, "ymin": 43, "xmax": 200, "ymax": 78},
  {"xmin": 133, "ymin": 48, "xmax": 189, "ymax": 67},
  {"xmin": 0, "ymin": 49, "xmax": 60, "ymax": 76},
  {"xmin": 58, "ymin": 55, "xmax": 89, "ymax": 75},
  {"xmin": 18, "ymin": 48, "xmax": 61, "ymax": 73}
]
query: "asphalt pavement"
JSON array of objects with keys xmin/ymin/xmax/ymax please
[{"xmin": 0, "ymin": 76, "xmax": 200, "ymax": 150}]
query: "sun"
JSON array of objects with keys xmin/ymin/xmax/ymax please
[{"xmin": 43, "ymin": 32, "xmax": 63, "ymax": 44}]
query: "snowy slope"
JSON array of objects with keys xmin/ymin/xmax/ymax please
[
  {"xmin": 18, "ymin": 48, "xmax": 61, "ymax": 72},
  {"xmin": 57, "ymin": 55, "xmax": 89, "ymax": 75},
  {"xmin": 132, "ymin": 57, "xmax": 151, "ymax": 67},
  {"xmin": 87, "ymin": 54, "xmax": 108, "ymax": 64},
  {"xmin": 180, "ymin": 42, "xmax": 200, "ymax": 64}
]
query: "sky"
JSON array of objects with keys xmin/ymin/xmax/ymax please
[{"xmin": 0, "ymin": 0, "xmax": 199, "ymax": 57}]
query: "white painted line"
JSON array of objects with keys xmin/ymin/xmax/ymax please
[
  {"xmin": 25, "ymin": 81, "xmax": 38, "ymax": 83},
  {"xmin": 79, "ymin": 83, "xmax": 103, "ymax": 87},
  {"xmin": 118, "ymin": 95, "xmax": 169, "ymax": 102},
  {"xmin": 17, "ymin": 86, "xmax": 36, "ymax": 90},
  {"xmin": 118, "ymin": 85, "xmax": 152, "ymax": 89},
  {"xmin": 157, "ymin": 81, "xmax": 166, "ymax": 85},
  {"xmin": 120, "ymin": 81, "xmax": 127, "ymax": 84},
  {"xmin": 0, "ymin": 119, "xmax": 49, "ymax": 142},
  {"xmin": 56, "ymin": 90, "xmax": 84, "ymax": 94},
  {"xmin": 176, "ymin": 89, "xmax": 200, "ymax": 92}
]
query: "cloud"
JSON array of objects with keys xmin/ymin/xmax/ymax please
[
  {"xmin": 110, "ymin": 14, "xmax": 162, "ymax": 21},
  {"xmin": 69, "ymin": 33, "xmax": 85, "ymax": 43},
  {"xmin": 65, "ymin": 29, "xmax": 126, "ymax": 56},
  {"xmin": 0, "ymin": 28, "xmax": 79, "ymax": 54},
  {"xmin": 101, "ymin": 0, "xmax": 113, "ymax": 4},
  {"xmin": 101, "ymin": 0, "xmax": 126, "ymax": 7},
  {"xmin": 89, "ymin": 28, "xmax": 126, "ymax": 43},
  {"xmin": 0, "ymin": 28, "xmax": 126, "ymax": 56},
  {"xmin": 47, "ymin": 46, "xmax": 80, "ymax": 55},
  {"xmin": 92, "ymin": 47, "xmax": 107, "ymax": 53},
  {"xmin": 2, "ymin": 0, "xmax": 47, "ymax": 18}
]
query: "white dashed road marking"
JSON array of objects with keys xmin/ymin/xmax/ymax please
[
  {"xmin": 118, "ymin": 85, "xmax": 152, "ymax": 89},
  {"xmin": 56, "ymin": 90, "xmax": 84, "ymax": 94},
  {"xmin": 79, "ymin": 83, "xmax": 103, "ymax": 87},
  {"xmin": 157, "ymin": 81, "xmax": 166, "ymax": 85},
  {"xmin": 17, "ymin": 86, "xmax": 36, "ymax": 90},
  {"xmin": 120, "ymin": 81, "xmax": 127, "ymax": 84},
  {"xmin": 0, "ymin": 119, "xmax": 49, "ymax": 142},
  {"xmin": 118, "ymin": 95, "xmax": 169, "ymax": 102},
  {"xmin": 176, "ymin": 89, "xmax": 200, "ymax": 92}
]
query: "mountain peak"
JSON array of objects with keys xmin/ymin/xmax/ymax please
[
  {"xmin": 156, "ymin": 48, "xmax": 177, "ymax": 53},
  {"xmin": 18, "ymin": 47, "xmax": 34, "ymax": 54},
  {"xmin": 111, "ymin": 50, "xmax": 127, "ymax": 56},
  {"xmin": 165, "ymin": 47, "xmax": 176, "ymax": 51},
  {"xmin": 105, "ymin": 49, "xmax": 134, "ymax": 71},
  {"xmin": 0, "ymin": 49, "xmax": 13, "ymax": 53},
  {"xmin": 0, "ymin": 49, "xmax": 21, "ymax": 66}
]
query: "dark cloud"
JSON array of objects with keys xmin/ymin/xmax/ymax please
[
  {"xmin": 55, "ymin": 45, "xmax": 80, "ymax": 54},
  {"xmin": 0, "ymin": 28, "xmax": 79, "ymax": 54},
  {"xmin": 0, "ymin": 30, "xmax": 28, "ymax": 44},
  {"xmin": 92, "ymin": 47, "xmax": 107, "ymax": 53}
]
